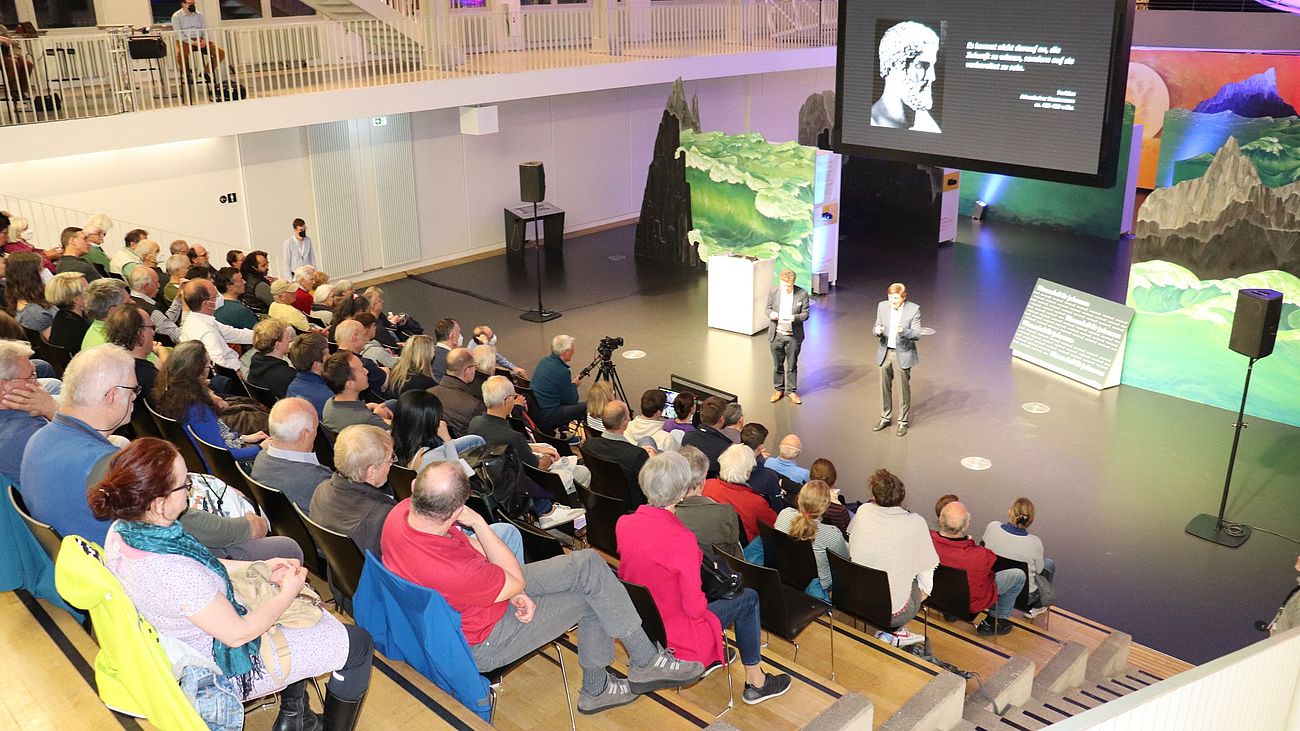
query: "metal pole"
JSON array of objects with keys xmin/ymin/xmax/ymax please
[{"xmin": 1216, "ymin": 357, "xmax": 1255, "ymax": 527}]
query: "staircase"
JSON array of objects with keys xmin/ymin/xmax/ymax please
[
  {"xmin": 762, "ymin": 0, "xmax": 835, "ymax": 44},
  {"xmin": 296, "ymin": 0, "xmax": 431, "ymax": 61}
]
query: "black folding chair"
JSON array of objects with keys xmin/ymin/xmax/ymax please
[
  {"xmin": 144, "ymin": 400, "xmax": 205, "ymax": 473},
  {"xmin": 826, "ymin": 551, "xmax": 895, "ymax": 633},
  {"xmin": 212, "ymin": 363, "xmax": 252, "ymax": 399},
  {"xmin": 314, "ymin": 425, "xmax": 337, "ymax": 470},
  {"xmin": 9, "ymin": 484, "xmax": 62, "ymax": 561},
  {"xmin": 387, "ymin": 463, "xmax": 417, "ymax": 502},
  {"xmin": 758, "ymin": 521, "xmax": 820, "ymax": 592},
  {"xmin": 252, "ymin": 482, "xmax": 327, "ymax": 579},
  {"xmin": 493, "ymin": 509, "xmax": 565, "ymax": 563},
  {"xmin": 186, "ymin": 426, "xmax": 252, "ymax": 493},
  {"xmin": 244, "ymin": 379, "xmax": 278, "ymax": 409},
  {"xmin": 522, "ymin": 463, "xmax": 579, "ymax": 509},
  {"xmin": 578, "ymin": 447, "xmax": 631, "ymax": 501},
  {"xmin": 993, "ymin": 556, "xmax": 1048, "ymax": 627},
  {"xmin": 923, "ymin": 564, "xmax": 994, "ymax": 642},
  {"xmin": 296, "ymin": 504, "xmax": 364, "ymax": 616},
  {"xmin": 575, "ymin": 484, "xmax": 624, "ymax": 558}
]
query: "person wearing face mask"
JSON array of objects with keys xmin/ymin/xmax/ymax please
[
  {"xmin": 472, "ymin": 324, "xmax": 527, "ymax": 378},
  {"xmin": 872, "ymin": 282, "xmax": 921, "ymax": 437},
  {"xmin": 170, "ymin": 0, "xmax": 232, "ymax": 82},
  {"xmin": 430, "ymin": 317, "xmax": 462, "ymax": 383},
  {"xmin": 284, "ymin": 218, "xmax": 315, "ymax": 278},
  {"xmin": 178, "ymin": 279, "xmax": 253, "ymax": 376}
]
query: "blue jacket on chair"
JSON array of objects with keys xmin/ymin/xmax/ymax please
[{"xmin": 353, "ymin": 551, "xmax": 493, "ymax": 721}]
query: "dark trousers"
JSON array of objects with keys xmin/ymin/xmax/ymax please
[
  {"xmin": 542, "ymin": 401, "xmax": 586, "ymax": 434},
  {"xmin": 770, "ymin": 333, "xmax": 801, "ymax": 393}
]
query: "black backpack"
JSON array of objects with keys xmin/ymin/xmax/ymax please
[{"xmin": 462, "ymin": 444, "xmax": 531, "ymax": 519}]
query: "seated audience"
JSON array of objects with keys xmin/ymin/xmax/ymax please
[
  {"xmin": 335, "ymin": 319, "xmax": 391, "ymax": 401},
  {"xmin": 5, "ymin": 253, "xmax": 56, "ymax": 335},
  {"xmin": 322, "ymin": 351, "xmax": 392, "ymax": 433},
  {"xmin": 721, "ymin": 402, "xmax": 744, "ymax": 443},
  {"xmin": 624, "ymin": 388, "xmax": 681, "ymax": 452},
  {"xmin": 383, "ymin": 461, "xmax": 702, "ymax": 714},
  {"xmin": 186, "ymin": 244, "xmax": 210, "ymax": 270},
  {"xmin": 617, "ymin": 452, "xmax": 791, "ymax": 704},
  {"xmin": 311, "ymin": 424, "xmax": 397, "ymax": 558},
  {"xmin": 213, "ymin": 266, "xmax": 259, "ymax": 330},
  {"xmin": 352, "ymin": 311, "xmax": 395, "ymax": 368},
  {"xmin": 430, "ymin": 348, "xmax": 485, "ymax": 436},
  {"xmin": 0, "ymin": 340, "xmax": 57, "ymax": 478},
  {"xmin": 847, "ymin": 469, "xmax": 938, "ymax": 628},
  {"xmin": 531, "ymin": 334, "xmax": 586, "ymax": 434},
  {"xmin": 671, "ymin": 446, "xmax": 742, "ymax": 556},
  {"xmin": 135, "ymin": 239, "xmax": 162, "ymax": 280},
  {"xmin": 703, "ymin": 444, "xmax": 777, "ymax": 545},
  {"xmin": 775, "ymin": 480, "xmax": 848, "ymax": 601},
  {"xmin": 391, "ymin": 390, "xmax": 485, "ymax": 471},
  {"xmin": 663, "ymin": 392, "xmax": 696, "ymax": 434},
  {"xmin": 161, "ymin": 254, "xmax": 189, "ymax": 304},
  {"xmin": 292, "ymin": 266, "xmax": 317, "ymax": 314},
  {"xmin": 251, "ymin": 397, "xmax": 333, "ymax": 512},
  {"xmin": 178, "ymin": 279, "xmax": 252, "ymax": 376},
  {"xmin": 361, "ymin": 288, "xmax": 400, "ymax": 348},
  {"xmin": 81, "ymin": 216, "xmax": 112, "ymax": 272},
  {"xmin": 739, "ymin": 423, "xmax": 783, "ymax": 511},
  {"xmin": 981, "ymin": 498, "xmax": 1056, "ymax": 616},
  {"xmin": 166, "ymin": 239, "xmax": 189, "ymax": 264},
  {"xmin": 226, "ymin": 248, "xmax": 244, "ymax": 270},
  {"xmin": 805, "ymin": 458, "xmax": 851, "ymax": 537},
  {"xmin": 471, "ymin": 324, "xmax": 526, "ymax": 377},
  {"xmin": 3, "ymin": 215, "xmax": 60, "ymax": 272},
  {"xmin": 286, "ymin": 332, "xmax": 332, "ymax": 417},
  {"xmin": 386, "ymin": 334, "xmax": 438, "ymax": 394},
  {"xmin": 585, "ymin": 380, "xmax": 615, "ymax": 435},
  {"xmin": 46, "ymin": 272, "xmax": 91, "ymax": 355},
  {"xmin": 246, "ymin": 319, "xmax": 296, "ymax": 399},
  {"xmin": 239, "ymin": 250, "xmax": 274, "ymax": 310},
  {"xmin": 104, "ymin": 303, "xmax": 168, "ymax": 399},
  {"xmin": 154, "ymin": 341, "xmax": 266, "ymax": 464},
  {"xmin": 680, "ymin": 396, "xmax": 732, "ymax": 477},
  {"xmin": 765, "ymin": 434, "xmax": 810, "ymax": 484},
  {"xmin": 79, "ymin": 277, "xmax": 130, "ymax": 352},
  {"xmin": 94, "ymin": 438, "xmax": 372, "ymax": 729},
  {"xmin": 429, "ymin": 318, "xmax": 460, "ymax": 383},
  {"xmin": 934, "ymin": 493, "xmax": 960, "ymax": 525},
  {"xmin": 581, "ymin": 400, "xmax": 652, "ymax": 506},
  {"xmin": 109, "ymin": 228, "xmax": 147, "ymax": 276},
  {"xmin": 932, "ymin": 501, "xmax": 1026, "ymax": 635},
  {"xmin": 127, "ymin": 265, "xmax": 182, "ymax": 344},
  {"xmin": 269, "ymin": 279, "xmax": 315, "ymax": 333},
  {"xmin": 54, "ymin": 227, "xmax": 102, "ymax": 281}
]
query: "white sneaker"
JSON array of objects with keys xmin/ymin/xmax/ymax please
[
  {"xmin": 538, "ymin": 505, "xmax": 586, "ymax": 529},
  {"xmin": 1024, "ymin": 606, "xmax": 1049, "ymax": 619}
]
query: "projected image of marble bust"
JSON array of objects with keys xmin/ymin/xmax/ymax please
[{"xmin": 871, "ymin": 21, "xmax": 942, "ymax": 134}]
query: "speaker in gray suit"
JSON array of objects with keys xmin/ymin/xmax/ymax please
[
  {"xmin": 765, "ymin": 269, "xmax": 811, "ymax": 405},
  {"xmin": 872, "ymin": 283, "xmax": 921, "ymax": 436}
]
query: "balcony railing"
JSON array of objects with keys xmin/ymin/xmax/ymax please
[{"xmin": 0, "ymin": 1, "xmax": 836, "ymax": 128}]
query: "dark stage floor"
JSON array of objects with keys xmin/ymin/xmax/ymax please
[{"xmin": 380, "ymin": 220, "xmax": 1300, "ymax": 666}]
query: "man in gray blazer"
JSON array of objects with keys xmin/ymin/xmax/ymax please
[
  {"xmin": 766, "ymin": 269, "xmax": 811, "ymax": 405},
  {"xmin": 873, "ymin": 282, "xmax": 921, "ymax": 436}
]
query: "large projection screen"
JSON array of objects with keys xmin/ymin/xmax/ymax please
[{"xmin": 834, "ymin": 0, "xmax": 1134, "ymax": 187}]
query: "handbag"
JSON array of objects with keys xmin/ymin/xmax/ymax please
[
  {"xmin": 701, "ymin": 552, "xmax": 743, "ymax": 602},
  {"xmin": 227, "ymin": 562, "xmax": 324, "ymax": 680}
]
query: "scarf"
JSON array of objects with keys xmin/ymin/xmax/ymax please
[{"xmin": 114, "ymin": 520, "xmax": 264, "ymax": 695}]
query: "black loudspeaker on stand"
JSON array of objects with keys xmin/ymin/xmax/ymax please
[
  {"xmin": 1186, "ymin": 288, "xmax": 1282, "ymax": 548},
  {"xmin": 518, "ymin": 161, "xmax": 561, "ymax": 323}
]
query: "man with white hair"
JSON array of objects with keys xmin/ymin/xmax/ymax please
[
  {"xmin": 292, "ymin": 265, "xmax": 317, "ymax": 314},
  {"xmin": 20, "ymin": 345, "xmax": 137, "ymax": 542},
  {"xmin": 178, "ymin": 279, "xmax": 253, "ymax": 374},
  {"xmin": 765, "ymin": 434, "xmax": 810, "ymax": 484},
  {"xmin": 110, "ymin": 229, "xmax": 148, "ymax": 276},
  {"xmin": 252, "ymin": 397, "xmax": 334, "ymax": 512},
  {"xmin": 870, "ymin": 21, "xmax": 942, "ymax": 133},
  {"xmin": 81, "ymin": 218, "xmax": 111, "ymax": 273},
  {"xmin": 310, "ymin": 424, "xmax": 397, "ymax": 558},
  {"xmin": 531, "ymin": 334, "xmax": 586, "ymax": 434},
  {"xmin": 0, "ymin": 341, "xmax": 58, "ymax": 478},
  {"xmin": 702, "ymin": 444, "xmax": 776, "ymax": 545},
  {"xmin": 127, "ymin": 262, "xmax": 183, "ymax": 345},
  {"xmin": 930, "ymin": 501, "xmax": 1025, "ymax": 636},
  {"xmin": 79, "ymin": 278, "xmax": 131, "ymax": 352}
]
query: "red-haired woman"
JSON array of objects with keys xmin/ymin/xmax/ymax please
[{"xmin": 91, "ymin": 437, "xmax": 372, "ymax": 729}]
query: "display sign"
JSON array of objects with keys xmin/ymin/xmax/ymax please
[{"xmin": 1011, "ymin": 279, "xmax": 1134, "ymax": 389}]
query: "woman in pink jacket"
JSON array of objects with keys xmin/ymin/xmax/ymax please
[{"xmin": 617, "ymin": 452, "xmax": 791, "ymax": 705}]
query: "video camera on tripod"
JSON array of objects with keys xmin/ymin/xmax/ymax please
[{"xmin": 579, "ymin": 335, "xmax": 627, "ymax": 402}]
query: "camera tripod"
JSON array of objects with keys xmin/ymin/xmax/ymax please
[{"xmin": 579, "ymin": 353, "xmax": 628, "ymax": 404}]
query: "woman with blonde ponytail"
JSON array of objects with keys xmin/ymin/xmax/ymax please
[
  {"xmin": 774, "ymin": 480, "xmax": 848, "ymax": 600},
  {"xmin": 981, "ymin": 497, "xmax": 1057, "ymax": 616}
]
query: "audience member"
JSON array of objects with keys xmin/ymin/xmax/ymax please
[
  {"xmin": 721, "ymin": 402, "xmax": 744, "ymax": 443},
  {"xmin": 584, "ymin": 380, "xmax": 615, "ymax": 435},
  {"xmin": 847, "ymin": 469, "xmax": 938, "ymax": 628},
  {"xmin": 186, "ymin": 245, "xmax": 210, "ymax": 270},
  {"xmin": 286, "ymin": 332, "xmax": 331, "ymax": 417},
  {"xmin": 617, "ymin": 452, "xmax": 791, "ymax": 704},
  {"xmin": 93, "ymin": 438, "xmax": 372, "ymax": 729},
  {"xmin": 269, "ymin": 279, "xmax": 314, "ymax": 333},
  {"xmin": 46, "ymin": 272, "xmax": 91, "ymax": 355},
  {"xmin": 624, "ymin": 388, "xmax": 680, "ymax": 452},
  {"xmin": 386, "ymin": 334, "xmax": 438, "ymax": 394},
  {"xmin": 213, "ymin": 266, "xmax": 258, "ymax": 330},
  {"xmin": 0, "ymin": 340, "xmax": 57, "ymax": 478},
  {"xmin": 135, "ymin": 239, "xmax": 162, "ymax": 280},
  {"xmin": 468, "ymin": 343, "xmax": 497, "ymax": 400},
  {"xmin": 934, "ymin": 493, "xmax": 959, "ymax": 523},
  {"xmin": 981, "ymin": 498, "xmax": 1056, "ymax": 616},
  {"xmin": 155, "ymin": 341, "xmax": 266, "ymax": 465},
  {"xmin": 225, "ymin": 248, "xmax": 244, "ymax": 269},
  {"xmin": 168, "ymin": 239, "xmax": 189, "ymax": 261},
  {"xmin": 775, "ymin": 480, "xmax": 848, "ymax": 600},
  {"xmin": 765, "ymin": 434, "xmax": 810, "ymax": 484},
  {"xmin": 55, "ymin": 227, "xmax": 102, "ymax": 281},
  {"xmin": 109, "ymin": 228, "xmax": 148, "ymax": 276},
  {"xmin": 5, "ymin": 253, "xmax": 56, "ymax": 335},
  {"xmin": 161, "ymin": 254, "xmax": 189, "ymax": 304},
  {"xmin": 246, "ymin": 319, "xmax": 296, "ymax": 399},
  {"xmin": 104, "ymin": 303, "xmax": 167, "ymax": 399},
  {"xmin": 430, "ymin": 347, "xmax": 485, "ymax": 436},
  {"xmin": 310, "ymin": 424, "xmax": 396, "ymax": 558},
  {"xmin": 671, "ymin": 446, "xmax": 742, "ymax": 556},
  {"xmin": 391, "ymin": 390, "xmax": 485, "ymax": 471},
  {"xmin": 239, "ymin": 249, "xmax": 273, "ymax": 310},
  {"xmin": 429, "ymin": 318, "xmax": 460, "ymax": 383},
  {"xmin": 322, "ymin": 351, "xmax": 391, "ymax": 432},
  {"xmin": 471, "ymin": 324, "xmax": 526, "ymax": 377},
  {"xmin": 178, "ymin": 279, "xmax": 252, "ymax": 375},
  {"xmin": 932, "ymin": 501, "xmax": 1025, "ymax": 635},
  {"xmin": 807, "ymin": 458, "xmax": 851, "ymax": 537},
  {"xmin": 335, "ymin": 319, "xmax": 390, "ymax": 401},
  {"xmin": 251, "ymin": 397, "xmax": 333, "ymax": 512},
  {"xmin": 703, "ymin": 444, "xmax": 776, "ymax": 546},
  {"xmin": 739, "ymin": 423, "xmax": 783, "ymax": 511},
  {"xmin": 79, "ymin": 217, "xmax": 111, "ymax": 273},
  {"xmin": 680, "ymin": 396, "xmax": 732, "ymax": 478},
  {"xmin": 663, "ymin": 392, "xmax": 696, "ymax": 434},
  {"xmin": 127, "ymin": 265, "xmax": 182, "ymax": 344},
  {"xmin": 352, "ymin": 311, "xmax": 396, "ymax": 368},
  {"xmin": 531, "ymin": 334, "xmax": 585, "ymax": 434},
  {"xmin": 3, "ymin": 215, "xmax": 61, "ymax": 272},
  {"xmin": 361, "ymin": 288, "xmax": 400, "ymax": 348},
  {"xmin": 382, "ymin": 462, "xmax": 702, "ymax": 714},
  {"xmin": 292, "ymin": 266, "xmax": 316, "ymax": 314},
  {"xmin": 582, "ymin": 400, "xmax": 652, "ymax": 506},
  {"xmin": 79, "ymin": 278, "xmax": 130, "ymax": 352}
]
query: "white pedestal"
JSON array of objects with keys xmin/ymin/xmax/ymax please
[
  {"xmin": 812, "ymin": 149, "xmax": 841, "ymax": 285},
  {"xmin": 708, "ymin": 255, "xmax": 775, "ymax": 335}
]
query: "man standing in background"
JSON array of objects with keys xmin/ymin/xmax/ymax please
[
  {"xmin": 765, "ymin": 269, "xmax": 810, "ymax": 405},
  {"xmin": 284, "ymin": 218, "xmax": 315, "ymax": 278},
  {"xmin": 873, "ymin": 282, "xmax": 921, "ymax": 437}
]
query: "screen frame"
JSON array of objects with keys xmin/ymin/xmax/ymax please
[
  {"xmin": 669, "ymin": 374, "xmax": 737, "ymax": 404},
  {"xmin": 832, "ymin": 0, "xmax": 1136, "ymax": 188}
]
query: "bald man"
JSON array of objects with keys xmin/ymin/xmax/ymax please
[
  {"xmin": 929, "ymin": 501, "xmax": 1024, "ymax": 636},
  {"xmin": 764, "ymin": 434, "xmax": 809, "ymax": 484},
  {"xmin": 431, "ymin": 348, "xmax": 486, "ymax": 435},
  {"xmin": 251, "ymin": 397, "xmax": 334, "ymax": 511}
]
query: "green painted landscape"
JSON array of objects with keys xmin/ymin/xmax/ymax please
[
  {"xmin": 1122, "ymin": 260, "xmax": 1300, "ymax": 427},
  {"xmin": 1159, "ymin": 110, "xmax": 1300, "ymax": 188},
  {"xmin": 681, "ymin": 130, "xmax": 816, "ymax": 290}
]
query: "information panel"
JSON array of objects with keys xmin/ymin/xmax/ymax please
[{"xmin": 1011, "ymin": 279, "xmax": 1134, "ymax": 389}]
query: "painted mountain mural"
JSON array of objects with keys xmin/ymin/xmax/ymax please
[
  {"xmin": 1193, "ymin": 68, "xmax": 1298, "ymax": 119},
  {"xmin": 1173, "ymin": 117, "xmax": 1300, "ymax": 188}
]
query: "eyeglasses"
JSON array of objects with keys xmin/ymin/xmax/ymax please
[
  {"xmin": 0, "ymin": 375, "xmax": 38, "ymax": 384},
  {"xmin": 168, "ymin": 475, "xmax": 194, "ymax": 495},
  {"xmin": 113, "ymin": 384, "xmax": 142, "ymax": 398}
]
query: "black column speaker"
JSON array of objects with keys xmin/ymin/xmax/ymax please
[
  {"xmin": 519, "ymin": 161, "xmax": 545, "ymax": 203},
  {"xmin": 1228, "ymin": 288, "xmax": 1282, "ymax": 359}
]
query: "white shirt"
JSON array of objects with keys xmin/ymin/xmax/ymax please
[
  {"xmin": 624, "ymin": 415, "xmax": 682, "ymax": 452},
  {"xmin": 109, "ymin": 248, "xmax": 142, "ymax": 275},
  {"xmin": 887, "ymin": 306, "xmax": 902, "ymax": 349},
  {"xmin": 283, "ymin": 235, "xmax": 315, "ymax": 279},
  {"xmin": 847, "ymin": 504, "xmax": 938, "ymax": 613},
  {"xmin": 180, "ymin": 310, "xmax": 252, "ymax": 373},
  {"xmin": 265, "ymin": 445, "xmax": 321, "ymax": 466},
  {"xmin": 778, "ymin": 289, "xmax": 795, "ymax": 334},
  {"xmin": 170, "ymin": 8, "xmax": 207, "ymax": 42}
]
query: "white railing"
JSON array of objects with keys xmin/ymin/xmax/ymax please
[
  {"xmin": 1048, "ymin": 627, "xmax": 1300, "ymax": 730},
  {"xmin": 0, "ymin": 2, "xmax": 835, "ymax": 128}
]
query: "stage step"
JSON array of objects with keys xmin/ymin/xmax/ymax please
[
  {"xmin": 969, "ymin": 655, "xmax": 1034, "ymax": 713},
  {"xmin": 1035, "ymin": 641, "xmax": 1089, "ymax": 693},
  {"xmin": 879, "ymin": 671, "xmax": 965, "ymax": 731},
  {"xmin": 1086, "ymin": 630, "xmax": 1132, "ymax": 678}
]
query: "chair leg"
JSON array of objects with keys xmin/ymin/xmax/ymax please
[
  {"xmin": 310, "ymin": 677, "xmax": 324, "ymax": 707},
  {"xmin": 791, "ymin": 638, "xmax": 800, "ymax": 664},
  {"xmin": 488, "ymin": 686, "xmax": 498, "ymax": 726},
  {"xmin": 717, "ymin": 638, "xmax": 735, "ymax": 718},
  {"xmin": 551, "ymin": 642, "xmax": 576, "ymax": 731},
  {"xmin": 828, "ymin": 611, "xmax": 836, "ymax": 682}
]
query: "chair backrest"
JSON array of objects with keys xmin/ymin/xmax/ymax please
[
  {"xmin": 234, "ymin": 461, "xmax": 270, "ymax": 517},
  {"xmin": 991, "ymin": 556, "xmax": 1032, "ymax": 611},
  {"xmin": 713, "ymin": 544, "xmax": 791, "ymax": 634},
  {"xmin": 513, "ymin": 385, "xmax": 548, "ymax": 432},
  {"xmin": 314, "ymin": 425, "xmax": 337, "ymax": 470},
  {"xmin": 925, "ymin": 564, "xmax": 978, "ymax": 622},
  {"xmin": 244, "ymin": 379, "xmax": 278, "ymax": 409},
  {"xmin": 9, "ymin": 484, "xmax": 62, "ymax": 561},
  {"xmin": 521, "ymin": 463, "xmax": 577, "ymax": 509},
  {"xmin": 578, "ymin": 447, "xmax": 631, "ymax": 501},
  {"xmin": 144, "ymin": 400, "xmax": 205, "ymax": 473},
  {"xmin": 494, "ymin": 510, "xmax": 565, "ymax": 563},
  {"xmin": 185, "ymin": 425, "xmax": 250, "ymax": 491},
  {"xmin": 758, "ymin": 521, "xmax": 820, "ymax": 592},
  {"xmin": 506, "ymin": 416, "xmax": 530, "ymax": 436},
  {"xmin": 212, "ymin": 363, "xmax": 251, "ymax": 399},
  {"xmin": 619, "ymin": 578, "xmax": 668, "ymax": 647},
  {"xmin": 256, "ymin": 483, "xmax": 326, "ymax": 577},
  {"xmin": 387, "ymin": 463, "xmax": 417, "ymax": 502},
  {"xmin": 464, "ymin": 493, "xmax": 494, "ymax": 522},
  {"xmin": 129, "ymin": 403, "xmax": 163, "ymax": 440},
  {"xmin": 30, "ymin": 337, "xmax": 71, "ymax": 377},
  {"xmin": 826, "ymin": 551, "xmax": 895, "ymax": 631},
  {"xmin": 295, "ymin": 503, "xmax": 364, "ymax": 611},
  {"xmin": 534, "ymin": 431, "xmax": 573, "ymax": 458},
  {"xmin": 575, "ymin": 484, "xmax": 623, "ymax": 558}
]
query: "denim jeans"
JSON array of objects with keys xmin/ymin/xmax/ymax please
[
  {"xmin": 450, "ymin": 434, "xmax": 486, "ymax": 454},
  {"xmin": 991, "ymin": 568, "xmax": 1027, "ymax": 619},
  {"xmin": 1029, "ymin": 558, "xmax": 1057, "ymax": 607},
  {"xmin": 806, "ymin": 578, "xmax": 830, "ymax": 602},
  {"xmin": 742, "ymin": 537, "xmax": 764, "ymax": 565},
  {"xmin": 708, "ymin": 587, "xmax": 761, "ymax": 666},
  {"xmin": 462, "ymin": 523, "xmax": 524, "ymax": 566},
  {"xmin": 180, "ymin": 665, "xmax": 242, "ymax": 731}
]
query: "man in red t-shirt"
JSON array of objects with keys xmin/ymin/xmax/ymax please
[
  {"xmin": 702, "ymin": 444, "xmax": 778, "ymax": 543},
  {"xmin": 382, "ymin": 462, "xmax": 705, "ymax": 714},
  {"xmin": 929, "ymin": 501, "xmax": 1025, "ymax": 636}
]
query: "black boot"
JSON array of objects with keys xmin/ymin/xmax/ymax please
[
  {"xmin": 323, "ymin": 690, "xmax": 365, "ymax": 731},
  {"xmin": 272, "ymin": 680, "xmax": 322, "ymax": 731}
]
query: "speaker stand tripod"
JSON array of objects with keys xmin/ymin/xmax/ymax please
[
  {"xmin": 1185, "ymin": 356, "xmax": 1256, "ymax": 548},
  {"xmin": 519, "ymin": 200, "xmax": 560, "ymax": 323}
]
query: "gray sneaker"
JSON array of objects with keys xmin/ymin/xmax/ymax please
[
  {"xmin": 627, "ymin": 647, "xmax": 705, "ymax": 694},
  {"xmin": 577, "ymin": 675, "xmax": 637, "ymax": 715},
  {"xmin": 742, "ymin": 672, "xmax": 792, "ymax": 705}
]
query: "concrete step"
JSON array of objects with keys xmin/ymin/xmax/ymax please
[
  {"xmin": 1019, "ymin": 699, "xmax": 1075, "ymax": 724},
  {"xmin": 1086, "ymin": 631, "xmax": 1132, "ymax": 678},
  {"xmin": 803, "ymin": 691, "xmax": 874, "ymax": 731},
  {"xmin": 968, "ymin": 655, "xmax": 1034, "ymax": 713},
  {"xmin": 949, "ymin": 721, "xmax": 978, "ymax": 731},
  {"xmin": 1001, "ymin": 707, "xmax": 1053, "ymax": 730},
  {"xmin": 1031, "ymin": 685, "xmax": 1105, "ymax": 714},
  {"xmin": 1086, "ymin": 673, "xmax": 1141, "ymax": 699},
  {"xmin": 879, "ymin": 672, "xmax": 965, "ymax": 731},
  {"xmin": 1035, "ymin": 641, "xmax": 1089, "ymax": 693},
  {"xmin": 962, "ymin": 700, "xmax": 1004, "ymax": 729}
]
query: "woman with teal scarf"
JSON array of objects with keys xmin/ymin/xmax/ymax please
[{"xmin": 92, "ymin": 437, "xmax": 372, "ymax": 730}]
